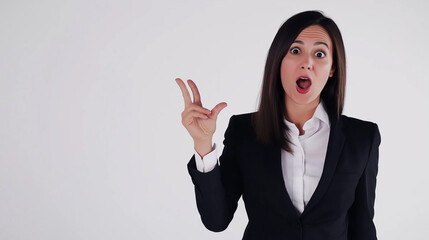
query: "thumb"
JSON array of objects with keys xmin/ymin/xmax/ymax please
[{"xmin": 211, "ymin": 102, "xmax": 227, "ymax": 119}]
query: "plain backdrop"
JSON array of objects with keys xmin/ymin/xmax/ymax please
[{"xmin": 1, "ymin": 0, "xmax": 428, "ymax": 239}]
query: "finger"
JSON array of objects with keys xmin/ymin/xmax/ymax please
[
  {"xmin": 187, "ymin": 104, "xmax": 212, "ymax": 115},
  {"xmin": 182, "ymin": 106, "xmax": 211, "ymax": 119},
  {"xmin": 182, "ymin": 111, "xmax": 209, "ymax": 126},
  {"xmin": 211, "ymin": 102, "xmax": 227, "ymax": 118},
  {"xmin": 175, "ymin": 78, "xmax": 192, "ymax": 107},
  {"xmin": 187, "ymin": 79, "xmax": 202, "ymax": 104}
]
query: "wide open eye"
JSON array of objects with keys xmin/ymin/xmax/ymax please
[
  {"xmin": 290, "ymin": 47, "xmax": 300, "ymax": 55},
  {"xmin": 315, "ymin": 51, "xmax": 326, "ymax": 58}
]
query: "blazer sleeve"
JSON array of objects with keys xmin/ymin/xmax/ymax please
[
  {"xmin": 348, "ymin": 123, "xmax": 381, "ymax": 240},
  {"xmin": 187, "ymin": 115, "xmax": 243, "ymax": 232}
]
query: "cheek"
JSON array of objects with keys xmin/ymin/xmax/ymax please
[
  {"xmin": 316, "ymin": 62, "xmax": 333, "ymax": 83},
  {"xmin": 280, "ymin": 59, "xmax": 298, "ymax": 84}
]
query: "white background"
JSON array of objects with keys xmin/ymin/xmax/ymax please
[{"xmin": 1, "ymin": 0, "xmax": 428, "ymax": 239}]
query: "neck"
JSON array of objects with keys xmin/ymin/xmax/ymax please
[{"xmin": 285, "ymin": 97, "xmax": 320, "ymax": 135}]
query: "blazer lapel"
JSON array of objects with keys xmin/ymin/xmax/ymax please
[
  {"xmin": 261, "ymin": 142, "xmax": 301, "ymax": 221},
  {"xmin": 300, "ymin": 115, "xmax": 346, "ymax": 218}
]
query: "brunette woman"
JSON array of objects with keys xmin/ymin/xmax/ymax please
[{"xmin": 176, "ymin": 10, "xmax": 380, "ymax": 240}]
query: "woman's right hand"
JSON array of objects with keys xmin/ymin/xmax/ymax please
[{"xmin": 175, "ymin": 78, "xmax": 227, "ymax": 152}]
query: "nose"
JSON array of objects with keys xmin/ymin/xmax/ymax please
[{"xmin": 300, "ymin": 56, "xmax": 313, "ymax": 70}]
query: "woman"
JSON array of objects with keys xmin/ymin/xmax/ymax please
[{"xmin": 176, "ymin": 11, "xmax": 380, "ymax": 240}]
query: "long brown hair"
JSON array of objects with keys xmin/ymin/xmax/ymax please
[{"xmin": 253, "ymin": 10, "xmax": 346, "ymax": 152}]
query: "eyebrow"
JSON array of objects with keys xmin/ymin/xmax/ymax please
[{"xmin": 293, "ymin": 40, "xmax": 330, "ymax": 49}]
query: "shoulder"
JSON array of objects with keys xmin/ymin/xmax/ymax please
[
  {"xmin": 340, "ymin": 115, "xmax": 378, "ymax": 130},
  {"xmin": 340, "ymin": 115, "xmax": 381, "ymax": 144},
  {"xmin": 229, "ymin": 112, "xmax": 255, "ymax": 124},
  {"xmin": 224, "ymin": 112, "xmax": 257, "ymax": 139}
]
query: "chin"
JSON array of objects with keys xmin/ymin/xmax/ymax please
[{"xmin": 287, "ymin": 92, "xmax": 319, "ymax": 106}]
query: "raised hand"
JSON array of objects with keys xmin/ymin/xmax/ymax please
[{"xmin": 176, "ymin": 78, "xmax": 227, "ymax": 155}]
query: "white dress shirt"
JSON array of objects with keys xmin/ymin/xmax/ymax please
[{"xmin": 194, "ymin": 102, "xmax": 330, "ymax": 214}]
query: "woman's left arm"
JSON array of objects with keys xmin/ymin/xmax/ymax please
[{"xmin": 348, "ymin": 123, "xmax": 381, "ymax": 240}]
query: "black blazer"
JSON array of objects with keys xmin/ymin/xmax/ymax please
[{"xmin": 187, "ymin": 112, "xmax": 381, "ymax": 240}]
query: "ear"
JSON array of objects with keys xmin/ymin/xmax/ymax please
[{"xmin": 329, "ymin": 65, "xmax": 336, "ymax": 77}]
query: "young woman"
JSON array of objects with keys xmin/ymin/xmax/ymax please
[{"xmin": 176, "ymin": 11, "xmax": 380, "ymax": 240}]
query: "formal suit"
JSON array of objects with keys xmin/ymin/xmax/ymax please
[{"xmin": 187, "ymin": 112, "xmax": 381, "ymax": 240}]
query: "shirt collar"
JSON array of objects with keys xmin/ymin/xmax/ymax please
[
  {"xmin": 313, "ymin": 101, "xmax": 330, "ymax": 127},
  {"xmin": 284, "ymin": 101, "xmax": 331, "ymax": 133}
]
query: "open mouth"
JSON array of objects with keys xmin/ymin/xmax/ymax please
[
  {"xmin": 296, "ymin": 77, "xmax": 311, "ymax": 89},
  {"xmin": 295, "ymin": 76, "xmax": 311, "ymax": 94}
]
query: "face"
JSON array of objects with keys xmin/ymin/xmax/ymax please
[{"xmin": 280, "ymin": 25, "xmax": 335, "ymax": 107}]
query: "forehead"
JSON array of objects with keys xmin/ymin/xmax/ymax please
[{"xmin": 295, "ymin": 25, "xmax": 332, "ymax": 45}]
